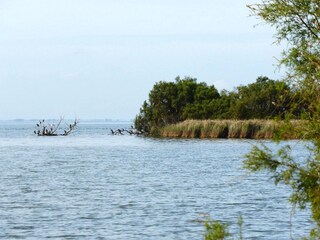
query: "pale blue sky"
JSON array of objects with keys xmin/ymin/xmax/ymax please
[{"xmin": 0, "ymin": 0, "xmax": 283, "ymax": 120}]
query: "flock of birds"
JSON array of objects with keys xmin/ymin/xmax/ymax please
[
  {"xmin": 34, "ymin": 120, "xmax": 143, "ymax": 137},
  {"xmin": 34, "ymin": 119, "xmax": 78, "ymax": 136},
  {"xmin": 109, "ymin": 125, "xmax": 144, "ymax": 136}
]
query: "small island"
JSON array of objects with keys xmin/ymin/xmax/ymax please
[{"xmin": 134, "ymin": 76, "xmax": 307, "ymax": 139}]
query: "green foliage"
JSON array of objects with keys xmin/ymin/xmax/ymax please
[
  {"xmin": 134, "ymin": 101, "xmax": 152, "ymax": 133},
  {"xmin": 204, "ymin": 220, "xmax": 231, "ymax": 240},
  {"xmin": 134, "ymin": 76, "xmax": 221, "ymax": 133},
  {"xmin": 203, "ymin": 215, "xmax": 244, "ymax": 240},
  {"xmin": 244, "ymin": 144, "xmax": 320, "ymax": 236},
  {"xmin": 246, "ymin": 0, "xmax": 320, "ymax": 238},
  {"xmin": 247, "ymin": 0, "xmax": 320, "ymax": 106},
  {"xmin": 229, "ymin": 76, "xmax": 291, "ymax": 119},
  {"xmin": 134, "ymin": 76, "xmax": 298, "ymax": 134}
]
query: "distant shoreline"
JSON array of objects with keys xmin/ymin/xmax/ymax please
[
  {"xmin": 159, "ymin": 119, "xmax": 303, "ymax": 139},
  {"xmin": 0, "ymin": 119, "xmax": 133, "ymax": 123}
]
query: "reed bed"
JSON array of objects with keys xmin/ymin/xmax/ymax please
[{"xmin": 160, "ymin": 119, "xmax": 303, "ymax": 139}]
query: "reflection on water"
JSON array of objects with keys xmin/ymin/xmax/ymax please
[{"xmin": 0, "ymin": 121, "xmax": 312, "ymax": 239}]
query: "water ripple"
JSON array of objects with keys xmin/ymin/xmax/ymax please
[{"xmin": 0, "ymin": 122, "xmax": 312, "ymax": 239}]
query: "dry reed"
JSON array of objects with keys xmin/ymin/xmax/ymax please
[{"xmin": 160, "ymin": 119, "xmax": 303, "ymax": 139}]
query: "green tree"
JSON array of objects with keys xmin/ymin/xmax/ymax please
[
  {"xmin": 174, "ymin": 77, "xmax": 199, "ymax": 120},
  {"xmin": 134, "ymin": 100, "xmax": 152, "ymax": 133},
  {"xmin": 229, "ymin": 76, "xmax": 291, "ymax": 119},
  {"xmin": 247, "ymin": 0, "xmax": 320, "ymax": 109},
  {"xmin": 134, "ymin": 75, "xmax": 297, "ymax": 134},
  {"xmin": 245, "ymin": 0, "xmax": 320, "ymax": 237},
  {"xmin": 182, "ymin": 83, "xmax": 220, "ymax": 120},
  {"xmin": 148, "ymin": 81, "xmax": 178, "ymax": 127},
  {"xmin": 134, "ymin": 76, "xmax": 221, "ymax": 133},
  {"xmin": 206, "ymin": 91, "xmax": 232, "ymax": 119}
]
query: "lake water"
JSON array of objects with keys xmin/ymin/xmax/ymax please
[{"xmin": 0, "ymin": 120, "xmax": 313, "ymax": 239}]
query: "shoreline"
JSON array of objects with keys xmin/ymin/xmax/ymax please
[{"xmin": 159, "ymin": 119, "xmax": 303, "ymax": 139}]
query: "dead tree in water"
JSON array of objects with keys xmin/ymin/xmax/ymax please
[{"xmin": 34, "ymin": 118, "xmax": 78, "ymax": 136}]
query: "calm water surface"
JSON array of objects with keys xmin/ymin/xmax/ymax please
[{"xmin": 0, "ymin": 121, "xmax": 312, "ymax": 239}]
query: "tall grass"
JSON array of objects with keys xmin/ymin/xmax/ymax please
[{"xmin": 160, "ymin": 119, "xmax": 302, "ymax": 139}]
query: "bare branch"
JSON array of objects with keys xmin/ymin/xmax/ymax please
[{"xmin": 34, "ymin": 118, "xmax": 78, "ymax": 136}]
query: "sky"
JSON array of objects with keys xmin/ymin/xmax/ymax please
[{"xmin": 0, "ymin": 0, "xmax": 284, "ymax": 120}]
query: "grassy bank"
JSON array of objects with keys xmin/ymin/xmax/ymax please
[{"xmin": 159, "ymin": 119, "xmax": 303, "ymax": 139}]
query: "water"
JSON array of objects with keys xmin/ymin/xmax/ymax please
[{"xmin": 0, "ymin": 120, "xmax": 313, "ymax": 239}]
